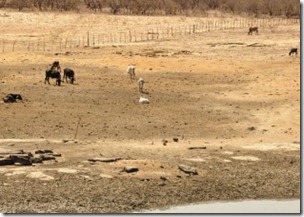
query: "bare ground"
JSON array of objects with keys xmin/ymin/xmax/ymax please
[{"xmin": 0, "ymin": 11, "xmax": 300, "ymax": 213}]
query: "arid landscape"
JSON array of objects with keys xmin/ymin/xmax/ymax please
[{"xmin": 0, "ymin": 10, "xmax": 300, "ymax": 213}]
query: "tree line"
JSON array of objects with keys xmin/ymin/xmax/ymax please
[{"xmin": 0, "ymin": 0, "xmax": 300, "ymax": 18}]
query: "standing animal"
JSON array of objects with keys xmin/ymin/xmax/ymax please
[
  {"xmin": 50, "ymin": 61, "xmax": 61, "ymax": 72},
  {"xmin": 45, "ymin": 69, "xmax": 61, "ymax": 86},
  {"xmin": 127, "ymin": 64, "xmax": 136, "ymax": 80},
  {"xmin": 289, "ymin": 48, "xmax": 298, "ymax": 56},
  {"xmin": 248, "ymin": 27, "xmax": 258, "ymax": 35},
  {"xmin": 63, "ymin": 68, "xmax": 75, "ymax": 84},
  {"xmin": 138, "ymin": 77, "xmax": 145, "ymax": 92},
  {"xmin": 45, "ymin": 61, "xmax": 62, "ymax": 85}
]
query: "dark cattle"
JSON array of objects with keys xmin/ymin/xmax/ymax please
[
  {"xmin": 63, "ymin": 68, "xmax": 75, "ymax": 84},
  {"xmin": 3, "ymin": 94, "xmax": 23, "ymax": 103},
  {"xmin": 248, "ymin": 27, "xmax": 258, "ymax": 35},
  {"xmin": 45, "ymin": 69, "xmax": 61, "ymax": 86},
  {"xmin": 50, "ymin": 61, "xmax": 61, "ymax": 72},
  {"xmin": 289, "ymin": 48, "xmax": 298, "ymax": 56}
]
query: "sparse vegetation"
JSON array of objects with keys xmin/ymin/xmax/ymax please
[{"xmin": 3, "ymin": 0, "xmax": 300, "ymax": 17}]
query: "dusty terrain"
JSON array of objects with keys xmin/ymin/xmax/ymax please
[{"xmin": 0, "ymin": 11, "xmax": 301, "ymax": 213}]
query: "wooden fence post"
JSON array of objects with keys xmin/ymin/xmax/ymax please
[
  {"xmin": 12, "ymin": 40, "xmax": 17, "ymax": 52},
  {"xmin": 129, "ymin": 30, "xmax": 132, "ymax": 42},
  {"xmin": 87, "ymin": 31, "xmax": 90, "ymax": 47}
]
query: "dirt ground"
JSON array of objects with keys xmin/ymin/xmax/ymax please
[{"xmin": 0, "ymin": 11, "xmax": 300, "ymax": 213}]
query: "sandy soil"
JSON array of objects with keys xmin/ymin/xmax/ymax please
[{"xmin": 0, "ymin": 11, "xmax": 300, "ymax": 213}]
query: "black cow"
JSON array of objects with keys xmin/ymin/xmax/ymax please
[
  {"xmin": 3, "ymin": 94, "xmax": 23, "ymax": 103},
  {"xmin": 289, "ymin": 48, "xmax": 298, "ymax": 56},
  {"xmin": 63, "ymin": 68, "xmax": 75, "ymax": 84},
  {"xmin": 50, "ymin": 61, "xmax": 61, "ymax": 72},
  {"xmin": 248, "ymin": 27, "xmax": 258, "ymax": 35},
  {"xmin": 45, "ymin": 69, "xmax": 61, "ymax": 86}
]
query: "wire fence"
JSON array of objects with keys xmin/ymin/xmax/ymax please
[{"xmin": 0, "ymin": 17, "xmax": 299, "ymax": 53}]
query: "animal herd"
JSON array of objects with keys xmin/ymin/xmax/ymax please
[
  {"xmin": 43, "ymin": 26, "xmax": 298, "ymax": 87},
  {"xmin": 44, "ymin": 61, "xmax": 147, "ymax": 97},
  {"xmin": 45, "ymin": 61, "xmax": 75, "ymax": 86},
  {"xmin": 247, "ymin": 26, "xmax": 298, "ymax": 57},
  {"xmin": 127, "ymin": 64, "xmax": 147, "ymax": 94}
]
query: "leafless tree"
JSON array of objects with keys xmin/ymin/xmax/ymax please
[
  {"xmin": 262, "ymin": 0, "xmax": 279, "ymax": 16},
  {"xmin": 108, "ymin": 0, "xmax": 122, "ymax": 14},
  {"xmin": 221, "ymin": 0, "xmax": 240, "ymax": 14},
  {"xmin": 244, "ymin": 0, "xmax": 260, "ymax": 17},
  {"xmin": 9, "ymin": 0, "xmax": 32, "ymax": 11},
  {"xmin": 0, "ymin": 0, "xmax": 7, "ymax": 7},
  {"xmin": 84, "ymin": 0, "xmax": 104, "ymax": 12}
]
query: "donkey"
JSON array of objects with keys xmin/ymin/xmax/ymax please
[
  {"xmin": 248, "ymin": 27, "xmax": 258, "ymax": 35},
  {"xmin": 289, "ymin": 48, "xmax": 298, "ymax": 57}
]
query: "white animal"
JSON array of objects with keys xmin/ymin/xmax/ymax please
[
  {"xmin": 138, "ymin": 77, "xmax": 145, "ymax": 92},
  {"xmin": 139, "ymin": 96, "xmax": 149, "ymax": 104},
  {"xmin": 127, "ymin": 64, "xmax": 136, "ymax": 80}
]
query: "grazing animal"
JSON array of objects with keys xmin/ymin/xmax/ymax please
[
  {"xmin": 45, "ymin": 69, "xmax": 61, "ymax": 86},
  {"xmin": 289, "ymin": 48, "xmax": 298, "ymax": 56},
  {"xmin": 127, "ymin": 64, "xmax": 136, "ymax": 80},
  {"xmin": 3, "ymin": 94, "xmax": 23, "ymax": 103},
  {"xmin": 248, "ymin": 27, "xmax": 258, "ymax": 35},
  {"xmin": 63, "ymin": 68, "xmax": 75, "ymax": 84},
  {"xmin": 138, "ymin": 77, "xmax": 145, "ymax": 92}
]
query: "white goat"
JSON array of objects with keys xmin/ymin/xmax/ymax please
[
  {"xmin": 138, "ymin": 77, "xmax": 145, "ymax": 92},
  {"xmin": 127, "ymin": 64, "xmax": 136, "ymax": 80}
]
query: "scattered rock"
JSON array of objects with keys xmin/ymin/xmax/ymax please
[
  {"xmin": 0, "ymin": 149, "xmax": 62, "ymax": 166},
  {"xmin": 88, "ymin": 157, "xmax": 122, "ymax": 163},
  {"xmin": 40, "ymin": 154, "xmax": 56, "ymax": 161},
  {"xmin": 173, "ymin": 137, "xmax": 179, "ymax": 142},
  {"xmin": 247, "ymin": 127, "xmax": 256, "ymax": 131},
  {"xmin": 0, "ymin": 150, "xmax": 26, "ymax": 155},
  {"xmin": 9, "ymin": 154, "xmax": 32, "ymax": 166},
  {"xmin": 162, "ymin": 139, "xmax": 168, "ymax": 146},
  {"xmin": 123, "ymin": 166, "xmax": 139, "ymax": 173},
  {"xmin": 158, "ymin": 182, "xmax": 166, "ymax": 186},
  {"xmin": 31, "ymin": 155, "xmax": 43, "ymax": 164},
  {"xmin": 50, "ymin": 153, "xmax": 61, "ymax": 157},
  {"xmin": 188, "ymin": 146, "xmax": 207, "ymax": 150},
  {"xmin": 0, "ymin": 158, "xmax": 14, "ymax": 166},
  {"xmin": 35, "ymin": 149, "xmax": 53, "ymax": 154},
  {"xmin": 178, "ymin": 164, "xmax": 198, "ymax": 175},
  {"xmin": 160, "ymin": 176, "xmax": 168, "ymax": 181}
]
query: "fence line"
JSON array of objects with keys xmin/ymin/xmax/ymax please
[{"xmin": 0, "ymin": 17, "xmax": 299, "ymax": 53}]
